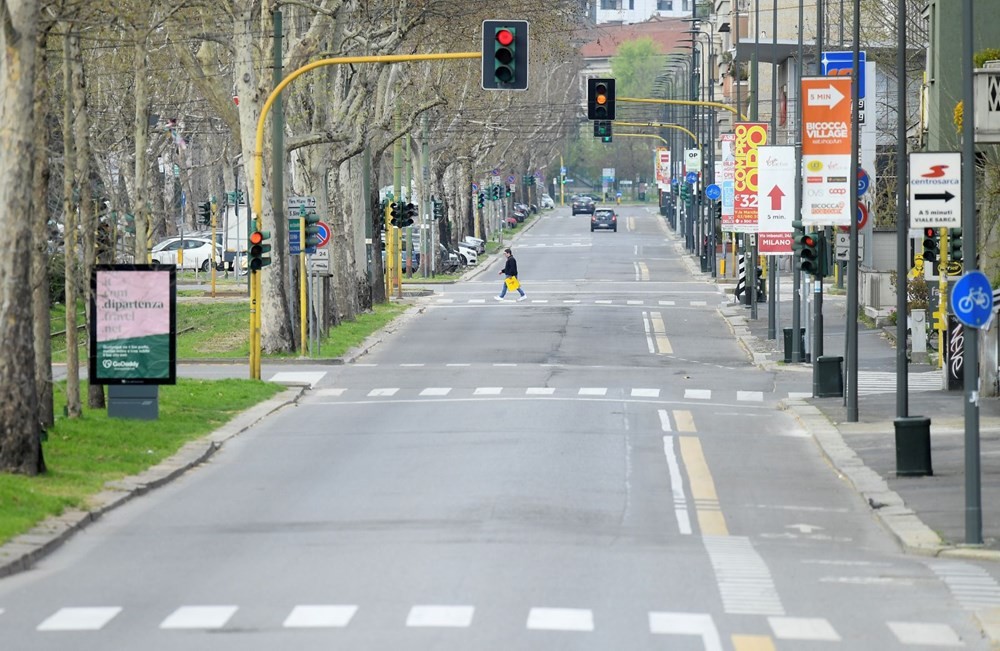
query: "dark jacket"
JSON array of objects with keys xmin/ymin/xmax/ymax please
[{"xmin": 502, "ymin": 256, "xmax": 518, "ymax": 277}]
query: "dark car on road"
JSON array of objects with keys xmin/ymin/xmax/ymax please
[
  {"xmin": 591, "ymin": 208, "xmax": 617, "ymax": 232},
  {"xmin": 572, "ymin": 195, "xmax": 596, "ymax": 215}
]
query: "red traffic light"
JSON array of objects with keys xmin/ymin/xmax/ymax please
[
  {"xmin": 802, "ymin": 234, "xmax": 816, "ymax": 247},
  {"xmin": 495, "ymin": 28, "xmax": 514, "ymax": 46},
  {"xmin": 924, "ymin": 227, "xmax": 937, "ymax": 238},
  {"xmin": 249, "ymin": 231, "xmax": 264, "ymax": 246}
]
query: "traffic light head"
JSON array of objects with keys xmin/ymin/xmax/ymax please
[
  {"xmin": 798, "ymin": 232, "xmax": 821, "ymax": 276},
  {"xmin": 948, "ymin": 227, "xmax": 963, "ymax": 263},
  {"xmin": 248, "ymin": 230, "xmax": 272, "ymax": 271},
  {"xmin": 587, "ymin": 78, "xmax": 616, "ymax": 121},
  {"xmin": 492, "ymin": 185, "xmax": 500, "ymax": 200},
  {"xmin": 303, "ymin": 211, "xmax": 321, "ymax": 248},
  {"xmin": 401, "ymin": 202, "xmax": 417, "ymax": 227},
  {"xmin": 922, "ymin": 227, "xmax": 940, "ymax": 263},
  {"xmin": 432, "ymin": 200, "xmax": 443, "ymax": 220},
  {"xmin": 477, "ymin": 192, "xmax": 485, "ymax": 208},
  {"xmin": 389, "ymin": 202, "xmax": 400, "ymax": 226},
  {"xmin": 198, "ymin": 201, "xmax": 211, "ymax": 226},
  {"xmin": 481, "ymin": 20, "xmax": 529, "ymax": 91}
]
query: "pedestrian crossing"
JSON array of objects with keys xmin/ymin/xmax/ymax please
[
  {"xmin": 856, "ymin": 371, "xmax": 942, "ymax": 395},
  {"xmin": 6, "ymin": 603, "xmax": 968, "ymax": 645},
  {"xmin": 305, "ymin": 385, "xmax": 798, "ymax": 404},
  {"xmin": 430, "ymin": 297, "xmax": 714, "ymax": 307}
]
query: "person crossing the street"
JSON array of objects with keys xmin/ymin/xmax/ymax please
[{"xmin": 495, "ymin": 247, "xmax": 527, "ymax": 301}]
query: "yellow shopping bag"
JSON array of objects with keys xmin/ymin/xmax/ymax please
[{"xmin": 504, "ymin": 276, "xmax": 520, "ymax": 291}]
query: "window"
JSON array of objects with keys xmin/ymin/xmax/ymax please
[
  {"xmin": 600, "ymin": 0, "xmax": 618, "ymax": 8},
  {"xmin": 658, "ymin": 0, "xmax": 673, "ymax": 9}
]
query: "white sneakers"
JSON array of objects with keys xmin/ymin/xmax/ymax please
[
  {"xmin": 517, "ymin": 295, "xmax": 527, "ymax": 302},
  {"xmin": 494, "ymin": 295, "xmax": 504, "ymax": 301}
]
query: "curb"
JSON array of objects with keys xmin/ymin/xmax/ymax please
[{"xmin": 0, "ymin": 387, "xmax": 305, "ymax": 579}]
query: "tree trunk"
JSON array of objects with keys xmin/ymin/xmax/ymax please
[
  {"xmin": 133, "ymin": 37, "xmax": 151, "ymax": 263},
  {"xmin": 233, "ymin": 1, "xmax": 293, "ymax": 353},
  {"xmin": 31, "ymin": 23, "xmax": 54, "ymax": 430},
  {"xmin": 62, "ymin": 25, "xmax": 81, "ymax": 419},
  {"xmin": 67, "ymin": 27, "xmax": 104, "ymax": 409},
  {"xmin": 0, "ymin": 0, "xmax": 44, "ymax": 474}
]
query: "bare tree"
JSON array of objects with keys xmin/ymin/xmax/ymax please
[{"xmin": 0, "ymin": 0, "xmax": 45, "ymax": 474}]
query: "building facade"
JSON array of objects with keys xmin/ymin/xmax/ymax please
[{"xmin": 594, "ymin": 0, "xmax": 694, "ymax": 25}]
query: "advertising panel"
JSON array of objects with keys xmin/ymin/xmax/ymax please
[
  {"xmin": 656, "ymin": 148, "xmax": 671, "ymax": 191},
  {"xmin": 733, "ymin": 123, "xmax": 768, "ymax": 233},
  {"xmin": 720, "ymin": 133, "xmax": 736, "ymax": 228},
  {"xmin": 90, "ymin": 265, "xmax": 177, "ymax": 385},
  {"xmin": 757, "ymin": 145, "xmax": 796, "ymax": 254},
  {"xmin": 801, "ymin": 76, "xmax": 852, "ymax": 226}
]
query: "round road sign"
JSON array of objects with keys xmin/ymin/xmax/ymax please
[
  {"xmin": 858, "ymin": 169, "xmax": 871, "ymax": 196},
  {"xmin": 685, "ymin": 171, "xmax": 699, "ymax": 184},
  {"xmin": 705, "ymin": 184, "xmax": 722, "ymax": 201},
  {"xmin": 951, "ymin": 270, "xmax": 994, "ymax": 328},
  {"xmin": 856, "ymin": 202, "xmax": 869, "ymax": 229},
  {"xmin": 316, "ymin": 221, "xmax": 331, "ymax": 248},
  {"xmin": 471, "ymin": 182, "xmax": 479, "ymax": 192}
]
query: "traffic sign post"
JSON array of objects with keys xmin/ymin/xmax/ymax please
[
  {"xmin": 705, "ymin": 184, "xmax": 721, "ymax": 201},
  {"xmin": 909, "ymin": 152, "xmax": 962, "ymax": 228}
]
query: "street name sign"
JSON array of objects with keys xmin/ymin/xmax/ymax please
[{"xmin": 909, "ymin": 152, "xmax": 962, "ymax": 228}]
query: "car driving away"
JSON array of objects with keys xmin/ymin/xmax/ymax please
[
  {"xmin": 150, "ymin": 236, "xmax": 222, "ymax": 271},
  {"xmin": 591, "ymin": 208, "xmax": 617, "ymax": 232},
  {"xmin": 571, "ymin": 195, "xmax": 595, "ymax": 215}
]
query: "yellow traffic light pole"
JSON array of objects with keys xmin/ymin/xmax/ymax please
[
  {"xmin": 249, "ymin": 51, "xmax": 482, "ymax": 379},
  {"xmin": 613, "ymin": 121, "xmax": 699, "ymax": 146},
  {"xmin": 618, "ymin": 96, "xmax": 748, "ymax": 121}
]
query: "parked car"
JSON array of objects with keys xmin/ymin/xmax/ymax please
[
  {"xmin": 150, "ymin": 236, "xmax": 222, "ymax": 272},
  {"xmin": 591, "ymin": 209, "xmax": 618, "ymax": 232},
  {"xmin": 439, "ymin": 244, "xmax": 461, "ymax": 273},
  {"xmin": 540, "ymin": 194, "xmax": 555, "ymax": 210},
  {"xmin": 572, "ymin": 195, "xmax": 596, "ymax": 215},
  {"xmin": 462, "ymin": 236, "xmax": 486, "ymax": 254},
  {"xmin": 457, "ymin": 243, "xmax": 478, "ymax": 266}
]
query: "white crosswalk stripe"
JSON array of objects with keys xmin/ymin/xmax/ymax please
[
  {"xmin": 768, "ymin": 616, "xmax": 840, "ymax": 641},
  {"xmin": 283, "ymin": 605, "xmax": 357, "ymax": 628},
  {"xmin": 37, "ymin": 607, "xmax": 122, "ymax": 631},
  {"xmin": 704, "ymin": 536, "xmax": 784, "ymax": 615},
  {"xmin": 313, "ymin": 386, "xmax": 795, "ymax": 402},
  {"xmin": 160, "ymin": 606, "xmax": 237, "ymax": 629},
  {"xmin": 856, "ymin": 371, "xmax": 941, "ymax": 396},
  {"xmin": 526, "ymin": 607, "xmax": 594, "ymax": 631},
  {"xmin": 887, "ymin": 621, "xmax": 964, "ymax": 646},
  {"xmin": 928, "ymin": 560, "xmax": 1000, "ymax": 609}
]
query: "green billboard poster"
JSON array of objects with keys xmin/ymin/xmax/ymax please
[{"xmin": 89, "ymin": 265, "xmax": 177, "ymax": 385}]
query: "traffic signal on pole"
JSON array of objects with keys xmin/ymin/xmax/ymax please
[
  {"xmin": 198, "ymin": 201, "xmax": 211, "ymax": 226},
  {"xmin": 400, "ymin": 202, "xmax": 417, "ymax": 227},
  {"xmin": 948, "ymin": 227, "xmax": 963, "ymax": 263},
  {"xmin": 481, "ymin": 20, "xmax": 529, "ymax": 91},
  {"xmin": 492, "ymin": 185, "xmax": 500, "ymax": 201},
  {"xmin": 594, "ymin": 120, "xmax": 613, "ymax": 142},
  {"xmin": 477, "ymin": 192, "xmax": 485, "ymax": 208},
  {"xmin": 922, "ymin": 227, "xmax": 940, "ymax": 263},
  {"xmin": 388, "ymin": 202, "xmax": 400, "ymax": 226},
  {"xmin": 432, "ymin": 200, "xmax": 443, "ymax": 220},
  {"xmin": 303, "ymin": 211, "xmax": 321, "ymax": 249},
  {"xmin": 799, "ymin": 231, "xmax": 821, "ymax": 276},
  {"xmin": 505, "ymin": 185, "xmax": 511, "ymax": 198},
  {"xmin": 248, "ymin": 230, "xmax": 272, "ymax": 271},
  {"xmin": 587, "ymin": 78, "xmax": 616, "ymax": 121}
]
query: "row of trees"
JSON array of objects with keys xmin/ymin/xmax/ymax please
[{"xmin": 0, "ymin": 0, "xmax": 586, "ymax": 474}]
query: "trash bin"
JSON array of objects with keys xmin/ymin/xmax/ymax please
[
  {"xmin": 894, "ymin": 416, "xmax": 933, "ymax": 476},
  {"xmin": 815, "ymin": 356, "xmax": 843, "ymax": 398},
  {"xmin": 783, "ymin": 328, "xmax": 807, "ymax": 363}
]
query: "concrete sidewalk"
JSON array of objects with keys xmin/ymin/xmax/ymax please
[{"xmin": 707, "ymin": 258, "xmax": 1000, "ymax": 562}]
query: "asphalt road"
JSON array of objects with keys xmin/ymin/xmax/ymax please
[{"xmin": 2, "ymin": 205, "xmax": 989, "ymax": 649}]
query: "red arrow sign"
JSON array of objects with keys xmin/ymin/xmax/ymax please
[{"xmin": 768, "ymin": 185, "xmax": 785, "ymax": 210}]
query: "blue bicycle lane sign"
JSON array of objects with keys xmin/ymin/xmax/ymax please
[{"xmin": 951, "ymin": 270, "xmax": 994, "ymax": 328}]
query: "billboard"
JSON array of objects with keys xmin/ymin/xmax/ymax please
[
  {"xmin": 89, "ymin": 265, "xmax": 177, "ymax": 385},
  {"xmin": 733, "ymin": 123, "xmax": 768, "ymax": 233},
  {"xmin": 801, "ymin": 76, "xmax": 853, "ymax": 226}
]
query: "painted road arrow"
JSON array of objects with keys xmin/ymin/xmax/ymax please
[
  {"xmin": 807, "ymin": 84, "xmax": 846, "ymax": 109},
  {"xmin": 914, "ymin": 191, "xmax": 956, "ymax": 202},
  {"xmin": 767, "ymin": 185, "xmax": 785, "ymax": 210}
]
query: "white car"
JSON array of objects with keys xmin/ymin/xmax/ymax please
[
  {"xmin": 541, "ymin": 194, "xmax": 555, "ymax": 210},
  {"xmin": 151, "ymin": 237, "xmax": 222, "ymax": 272},
  {"xmin": 461, "ymin": 236, "xmax": 486, "ymax": 255},
  {"xmin": 457, "ymin": 244, "xmax": 478, "ymax": 266}
]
